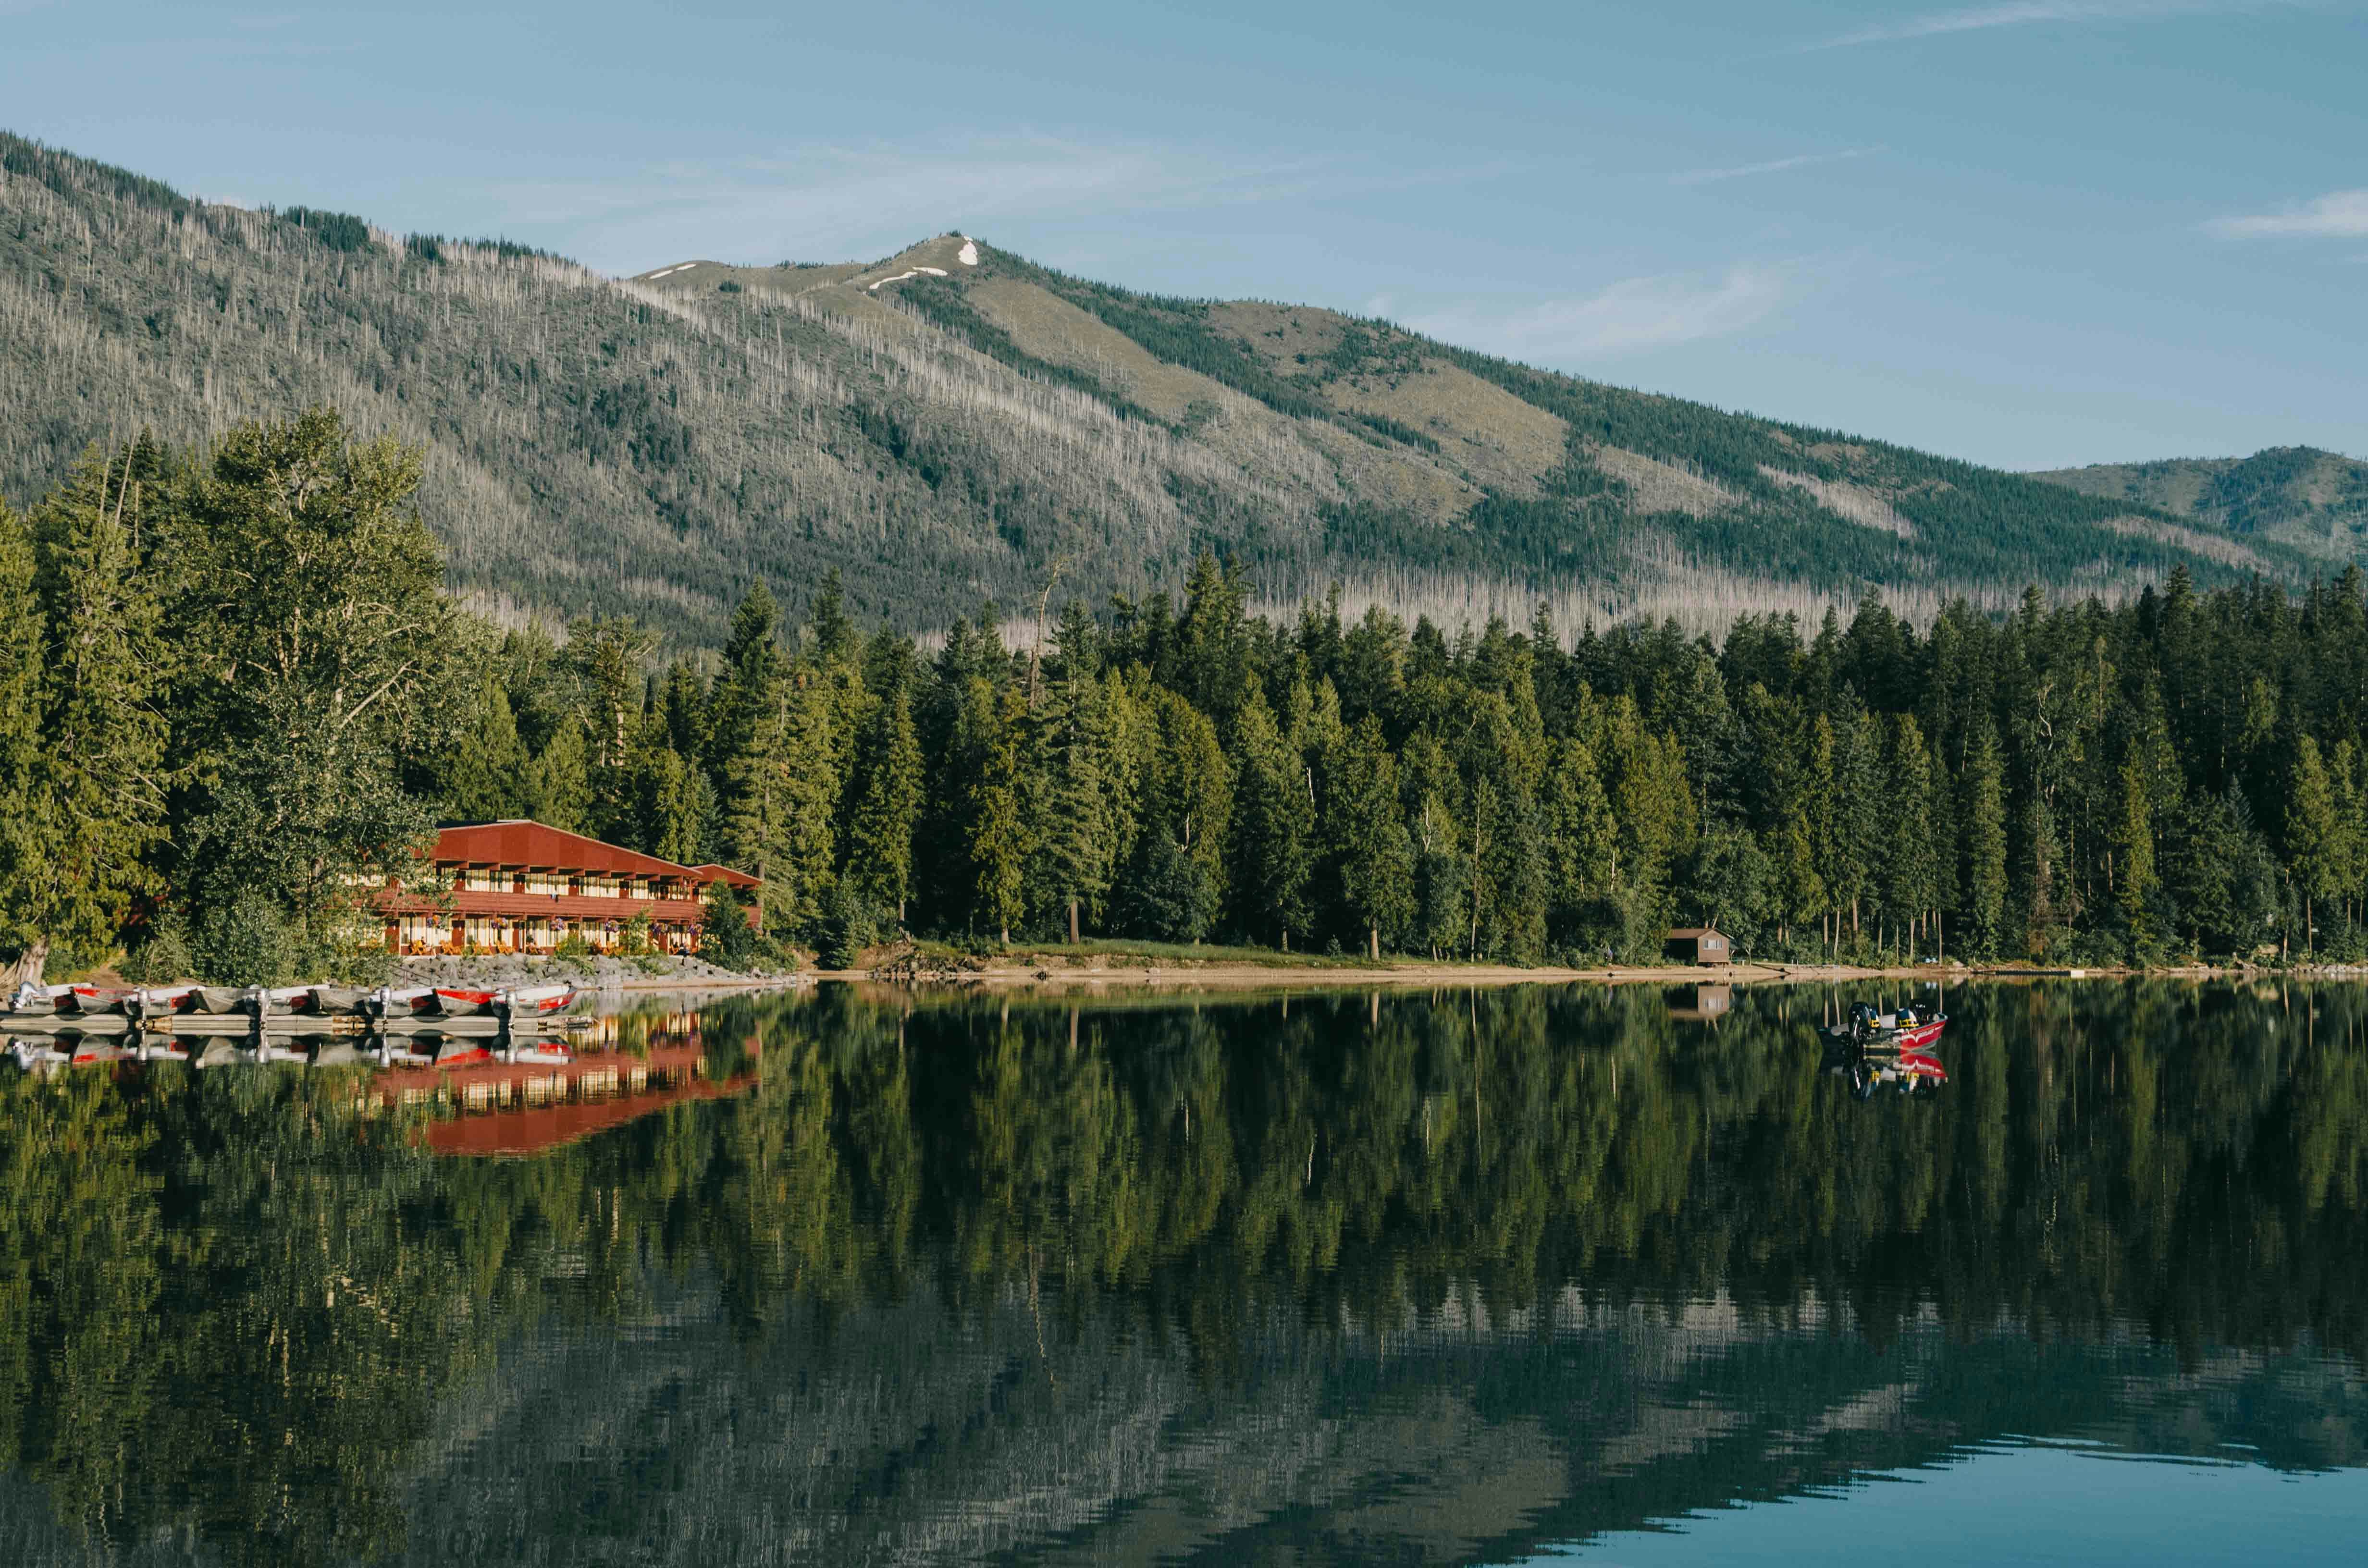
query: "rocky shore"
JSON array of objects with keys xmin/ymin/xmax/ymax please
[{"xmin": 394, "ymin": 952, "xmax": 803, "ymax": 992}]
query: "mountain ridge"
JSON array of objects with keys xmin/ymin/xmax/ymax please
[
  {"xmin": 0, "ymin": 128, "xmax": 2329, "ymax": 645},
  {"xmin": 2030, "ymin": 446, "xmax": 2368, "ymax": 561}
]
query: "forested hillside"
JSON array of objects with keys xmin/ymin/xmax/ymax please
[
  {"xmin": 0, "ymin": 130, "xmax": 2319, "ymax": 646},
  {"xmin": 9, "ymin": 414, "xmax": 2367, "ymax": 985},
  {"xmin": 2033, "ymin": 446, "xmax": 2368, "ymax": 562}
]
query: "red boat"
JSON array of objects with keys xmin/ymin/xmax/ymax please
[
  {"xmin": 1823, "ymin": 1003, "xmax": 1947, "ymax": 1052},
  {"xmin": 432, "ymin": 987, "xmax": 500, "ymax": 1018},
  {"xmin": 1893, "ymin": 1018, "xmax": 1947, "ymax": 1051},
  {"xmin": 499, "ymin": 983, "xmax": 578, "ymax": 1017}
]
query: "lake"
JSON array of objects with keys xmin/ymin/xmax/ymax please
[{"xmin": 0, "ymin": 980, "xmax": 2362, "ymax": 1565}]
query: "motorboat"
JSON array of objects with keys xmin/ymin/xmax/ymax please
[
  {"xmin": 14, "ymin": 982, "xmax": 135, "ymax": 1017},
  {"xmin": 499, "ymin": 983, "xmax": 577, "ymax": 1017},
  {"xmin": 275, "ymin": 984, "xmax": 365, "ymax": 1016},
  {"xmin": 1821, "ymin": 1001, "xmax": 1948, "ymax": 1052},
  {"xmin": 431, "ymin": 987, "xmax": 501, "ymax": 1018},
  {"xmin": 370, "ymin": 986, "xmax": 441, "ymax": 1017},
  {"xmin": 140, "ymin": 983, "xmax": 245, "ymax": 1016}
]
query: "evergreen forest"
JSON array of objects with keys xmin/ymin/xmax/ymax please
[{"xmin": 11, "ymin": 411, "xmax": 2368, "ymax": 985}]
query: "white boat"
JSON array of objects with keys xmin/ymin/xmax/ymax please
[{"xmin": 499, "ymin": 983, "xmax": 578, "ymax": 1017}]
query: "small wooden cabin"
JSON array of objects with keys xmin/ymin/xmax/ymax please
[{"xmin": 1665, "ymin": 927, "xmax": 1732, "ymax": 966}]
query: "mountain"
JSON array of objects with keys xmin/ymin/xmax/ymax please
[
  {"xmin": 0, "ymin": 130, "xmax": 2317, "ymax": 645},
  {"xmin": 2030, "ymin": 447, "xmax": 2368, "ymax": 563}
]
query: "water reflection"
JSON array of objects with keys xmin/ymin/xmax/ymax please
[{"xmin": 0, "ymin": 981, "xmax": 2362, "ymax": 1564}]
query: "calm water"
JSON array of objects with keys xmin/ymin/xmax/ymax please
[{"xmin": 0, "ymin": 980, "xmax": 2363, "ymax": 1565}]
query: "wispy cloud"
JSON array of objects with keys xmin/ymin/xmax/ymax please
[
  {"xmin": 2207, "ymin": 188, "xmax": 2368, "ymax": 239},
  {"xmin": 1404, "ymin": 267, "xmax": 1792, "ymax": 361},
  {"xmin": 1671, "ymin": 148, "xmax": 1879, "ymax": 186},
  {"xmin": 1806, "ymin": 1, "xmax": 2282, "ymax": 50}
]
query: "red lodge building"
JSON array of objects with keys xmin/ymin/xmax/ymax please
[{"xmin": 381, "ymin": 820, "xmax": 761, "ymax": 956}]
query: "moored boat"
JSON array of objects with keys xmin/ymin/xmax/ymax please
[
  {"xmin": 138, "ymin": 983, "xmax": 201, "ymax": 1013},
  {"xmin": 7, "ymin": 983, "xmax": 67, "ymax": 1016},
  {"xmin": 432, "ymin": 986, "xmax": 500, "ymax": 1018},
  {"xmin": 277, "ymin": 984, "xmax": 365, "ymax": 1016},
  {"xmin": 499, "ymin": 983, "xmax": 577, "ymax": 1017},
  {"xmin": 370, "ymin": 985, "xmax": 440, "ymax": 1017},
  {"xmin": 55, "ymin": 984, "xmax": 134, "ymax": 1017},
  {"xmin": 257, "ymin": 984, "xmax": 314, "ymax": 1015}
]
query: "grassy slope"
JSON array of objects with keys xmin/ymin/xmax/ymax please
[
  {"xmin": 1, "ymin": 128, "xmax": 2318, "ymax": 647},
  {"xmin": 2031, "ymin": 447, "xmax": 2368, "ymax": 562}
]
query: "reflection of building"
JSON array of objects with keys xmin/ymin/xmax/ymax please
[
  {"xmin": 1668, "ymin": 985, "xmax": 1733, "ymax": 1022},
  {"xmin": 1665, "ymin": 927, "xmax": 1732, "ymax": 965},
  {"xmin": 380, "ymin": 821, "xmax": 760, "ymax": 955}
]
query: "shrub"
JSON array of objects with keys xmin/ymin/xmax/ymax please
[
  {"xmin": 554, "ymin": 931, "xmax": 596, "ymax": 961},
  {"xmin": 194, "ymin": 892, "xmax": 295, "ymax": 986},
  {"xmin": 700, "ymin": 884, "xmax": 758, "ymax": 969},
  {"xmin": 120, "ymin": 912, "xmax": 195, "ymax": 984},
  {"xmin": 818, "ymin": 883, "xmax": 878, "ymax": 970}
]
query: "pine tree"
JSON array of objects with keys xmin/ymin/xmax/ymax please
[
  {"xmin": 629, "ymin": 740, "xmax": 707, "ymax": 866},
  {"xmin": 2112, "ymin": 757, "xmax": 2161, "ymax": 956},
  {"xmin": 2288, "ymin": 734, "xmax": 2343, "ymax": 957},
  {"xmin": 1031, "ymin": 669, "xmax": 1112, "ymax": 943},
  {"xmin": 1333, "ymin": 715, "xmax": 1414, "ymax": 957},
  {"xmin": 0, "ymin": 502, "xmax": 45, "ymax": 968},
  {"xmin": 707, "ymin": 580, "xmax": 785, "ymax": 780},
  {"xmin": 438, "ymin": 676, "xmax": 530, "ymax": 821},
  {"xmin": 772, "ymin": 667, "xmax": 843, "ymax": 936},
  {"xmin": 1880, "ymin": 715, "xmax": 1938, "ymax": 959},
  {"xmin": 962, "ymin": 679, "xmax": 1030, "ymax": 943},
  {"xmin": 1543, "ymin": 735, "xmax": 1617, "ymax": 940},
  {"xmin": 525, "ymin": 719, "xmax": 593, "ymax": 835},
  {"xmin": 3, "ymin": 448, "xmax": 170, "ymax": 980},
  {"xmin": 658, "ymin": 659, "xmax": 711, "ymax": 761},
  {"xmin": 1825, "ymin": 698, "xmax": 1884, "ymax": 946},
  {"xmin": 1153, "ymin": 690, "xmax": 1230, "ymax": 931},
  {"xmin": 1229, "ymin": 685, "xmax": 1316, "ymax": 948},
  {"xmin": 846, "ymin": 686, "xmax": 924, "ymax": 924},
  {"xmin": 1962, "ymin": 723, "xmax": 2010, "ymax": 958},
  {"xmin": 806, "ymin": 567, "xmax": 859, "ymax": 667}
]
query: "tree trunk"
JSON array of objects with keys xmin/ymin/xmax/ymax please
[
  {"xmin": 5, "ymin": 936, "xmax": 49, "ymax": 992},
  {"xmin": 1068, "ymin": 899, "xmax": 1079, "ymax": 945},
  {"xmin": 1369, "ymin": 925, "xmax": 1380, "ymax": 961}
]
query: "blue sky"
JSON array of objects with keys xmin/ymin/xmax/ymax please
[{"xmin": 2, "ymin": 0, "xmax": 2361, "ymax": 469}]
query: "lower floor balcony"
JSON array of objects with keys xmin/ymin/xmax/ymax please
[{"xmin": 388, "ymin": 912, "xmax": 704, "ymax": 957}]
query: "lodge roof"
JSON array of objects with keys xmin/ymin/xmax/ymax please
[
  {"xmin": 1665, "ymin": 927, "xmax": 1727, "ymax": 940},
  {"xmin": 431, "ymin": 821, "xmax": 759, "ymax": 887}
]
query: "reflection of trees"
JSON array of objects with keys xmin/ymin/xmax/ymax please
[{"xmin": 0, "ymin": 981, "xmax": 2365, "ymax": 1561}]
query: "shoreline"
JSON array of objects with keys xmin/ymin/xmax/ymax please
[{"xmin": 803, "ymin": 956, "xmax": 2354, "ymax": 992}]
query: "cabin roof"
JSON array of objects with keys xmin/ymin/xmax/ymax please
[
  {"xmin": 430, "ymin": 821, "xmax": 759, "ymax": 887},
  {"xmin": 1665, "ymin": 927, "xmax": 1727, "ymax": 940}
]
